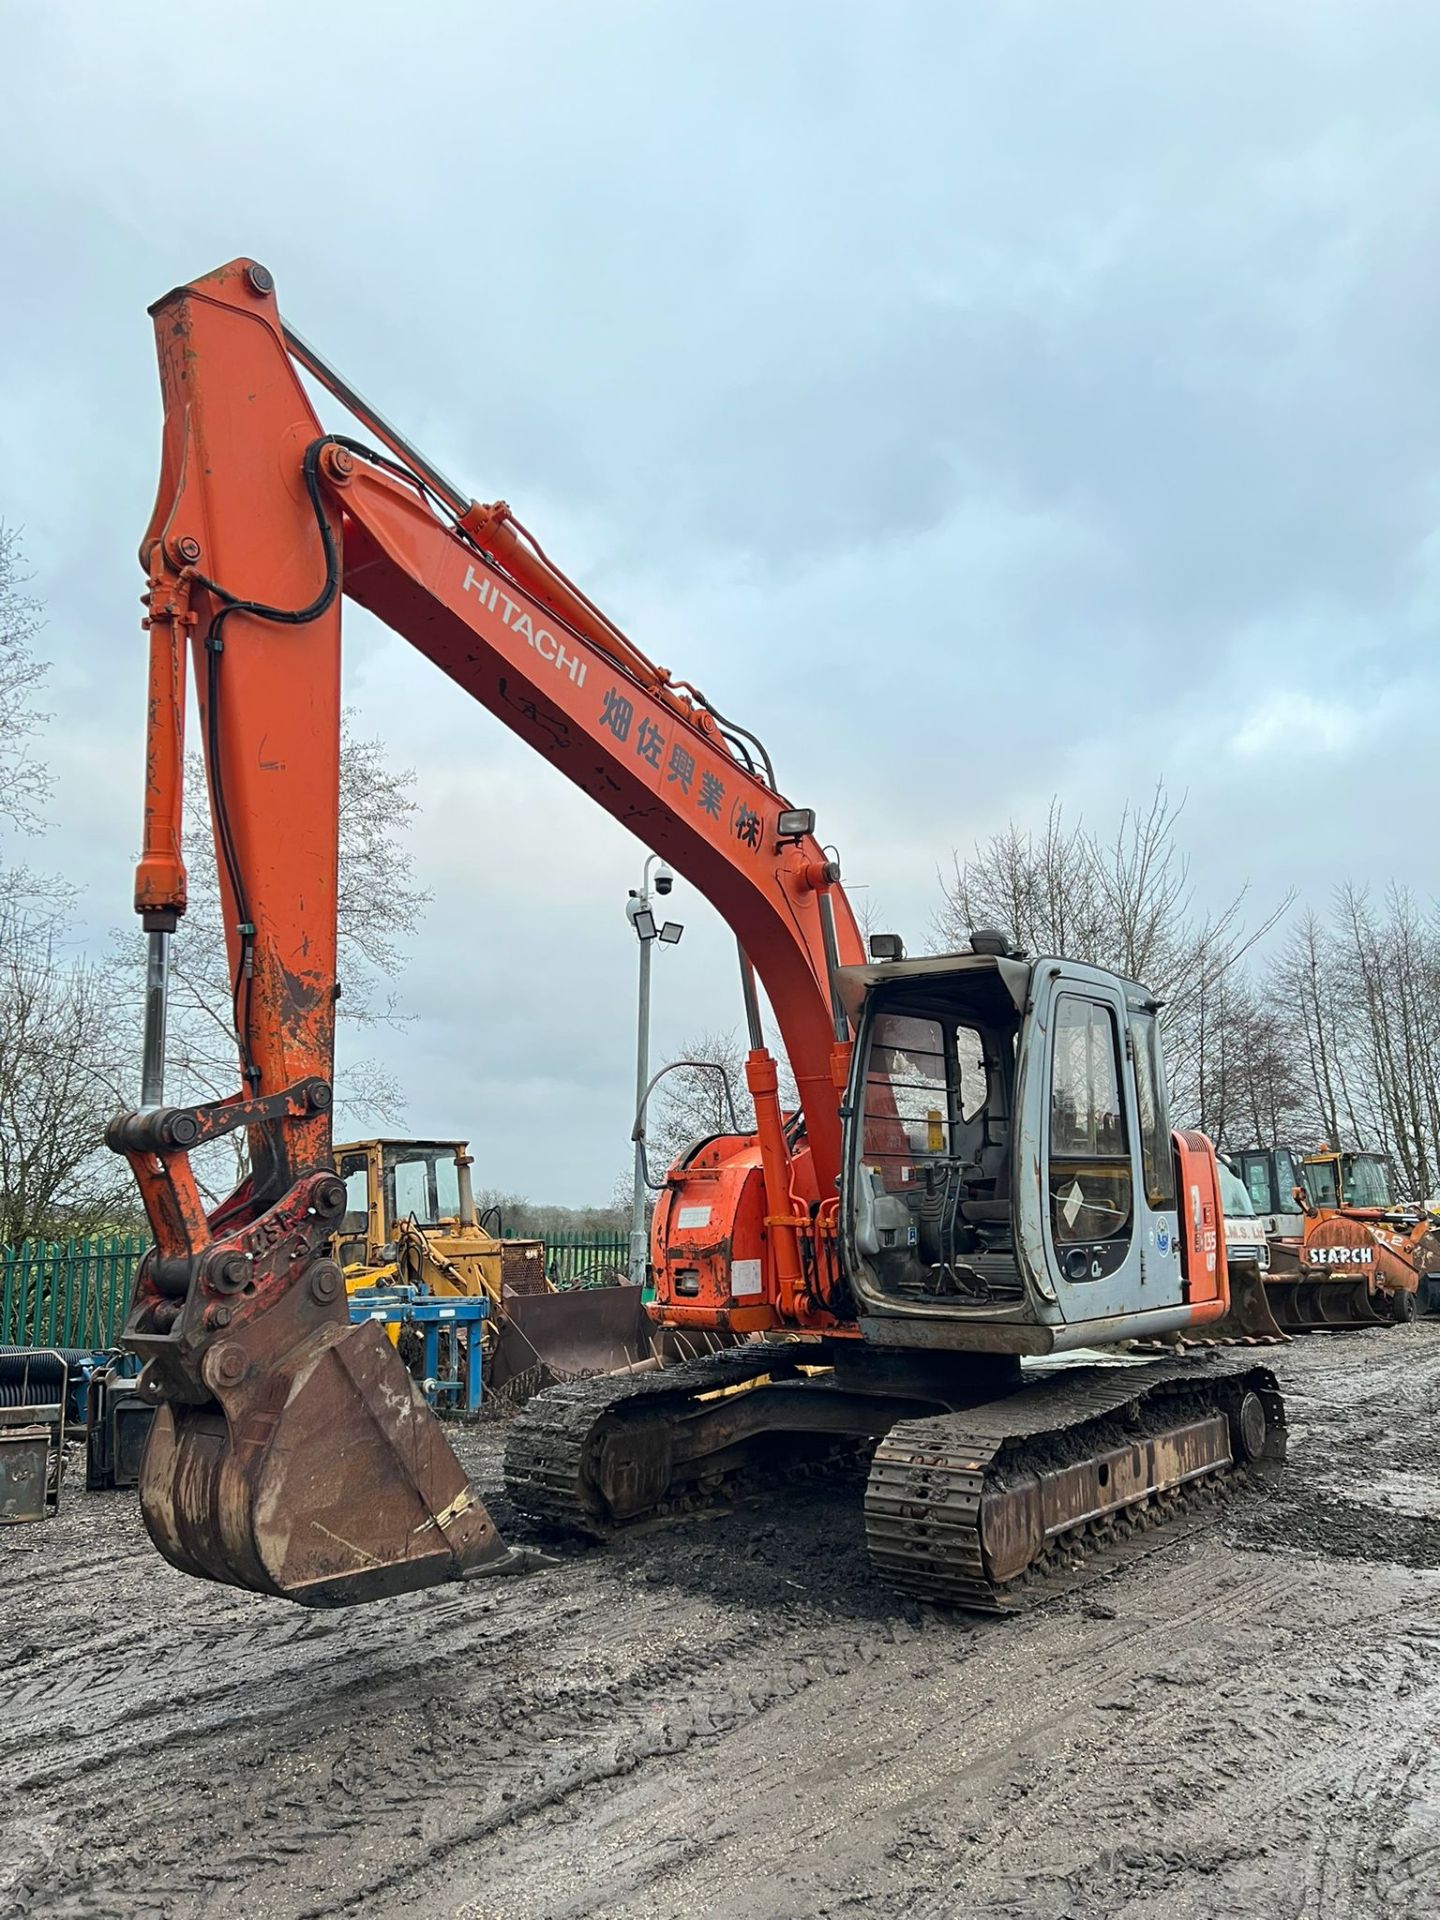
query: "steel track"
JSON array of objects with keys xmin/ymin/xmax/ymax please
[
  {"xmin": 503, "ymin": 1348, "xmax": 1286, "ymax": 1611},
  {"xmin": 866, "ymin": 1358, "xmax": 1285, "ymax": 1610}
]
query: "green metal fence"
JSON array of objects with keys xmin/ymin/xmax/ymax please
[
  {"xmin": 541, "ymin": 1230, "xmax": 631, "ymax": 1289},
  {"xmin": 0, "ymin": 1227, "xmax": 634, "ymax": 1350},
  {"xmin": 1, "ymin": 1235, "xmax": 149, "ymax": 1351}
]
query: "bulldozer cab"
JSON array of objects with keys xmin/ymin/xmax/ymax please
[
  {"xmin": 332, "ymin": 1138, "xmax": 653, "ymax": 1389},
  {"xmin": 334, "ymin": 1139, "xmax": 476, "ymax": 1266}
]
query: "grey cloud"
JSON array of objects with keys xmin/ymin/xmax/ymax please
[{"xmin": 2, "ymin": 1, "xmax": 1437, "ymax": 1199}]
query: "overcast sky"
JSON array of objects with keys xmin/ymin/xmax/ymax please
[{"xmin": 2, "ymin": 2, "xmax": 1437, "ymax": 1203}]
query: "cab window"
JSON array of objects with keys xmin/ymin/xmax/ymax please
[
  {"xmin": 1303, "ymin": 1159, "xmax": 1339, "ymax": 1209},
  {"xmin": 1048, "ymin": 995, "xmax": 1133, "ymax": 1268},
  {"xmin": 1129, "ymin": 1009, "xmax": 1175, "ymax": 1209},
  {"xmin": 338, "ymin": 1153, "xmax": 369, "ymax": 1238},
  {"xmin": 955, "ymin": 1025, "xmax": 989, "ymax": 1122},
  {"xmin": 1218, "ymin": 1163, "xmax": 1254, "ymax": 1216},
  {"xmin": 1241, "ymin": 1155, "xmax": 1274, "ymax": 1214},
  {"xmin": 862, "ymin": 1012, "xmax": 948, "ymax": 1185},
  {"xmin": 393, "ymin": 1155, "xmax": 431, "ymax": 1221},
  {"xmin": 434, "ymin": 1154, "xmax": 461, "ymax": 1217},
  {"xmin": 1343, "ymin": 1156, "xmax": 1391, "ymax": 1209}
]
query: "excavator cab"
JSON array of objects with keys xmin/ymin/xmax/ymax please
[{"xmin": 840, "ymin": 945, "xmax": 1228, "ymax": 1352}]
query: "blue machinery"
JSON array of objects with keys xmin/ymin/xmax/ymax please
[{"xmin": 346, "ymin": 1287, "xmax": 489, "ymax": 1415}]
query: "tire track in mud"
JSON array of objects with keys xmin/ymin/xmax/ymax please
[
  {"xmin": 6, "ymin": 1597, "xmax": 922, "ymax": 1918},
  {"xmin": 343, "ymin": 1485, "xmax": 1318, "ymax": 1917},
  {"xmin": 392, "ymin": 1513, "xmax": 1440, "ymax": 1919},
  {"xmin": 1294, "ymin": 1619, "xmax": 1440, "ymax": 1920},
  {"xmin": 7, "ymin": 1334, "xmax": 1440, "ymax": 1920},
  {"xmin": 393, "ymin": 1552, "xmax": 1354, "ymax": 1920}
]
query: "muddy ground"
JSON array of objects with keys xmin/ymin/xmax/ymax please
[{"xmin": 3, "ymin": 1326, "xmax": 1439, "ymax": 1920}]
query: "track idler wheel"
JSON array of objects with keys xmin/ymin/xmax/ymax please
[{"xmin": 140, "ymin": 1319, "xmax": 516, "ymax": 1606}]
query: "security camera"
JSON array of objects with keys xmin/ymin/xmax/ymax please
[{"xmin": 654, "ymin": 864, "xmax": 675, "ymax": 896}]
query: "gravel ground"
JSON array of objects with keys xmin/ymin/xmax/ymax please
[{"xmin": 2, "ymin": 1325, "xmax": 1438, "ymax": 1919}]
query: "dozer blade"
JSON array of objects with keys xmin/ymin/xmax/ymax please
[
  {"xmin": 1199, "ymin": 1263, "xmax": 1288, "ymax": 1344},
  {"xmin": 140, "ymin": 1319, "xmax": 517, "ymax": 1606},
  {"xmin": 489, "ymin": 1284, "xmax": 654, "ymax": 1401}
]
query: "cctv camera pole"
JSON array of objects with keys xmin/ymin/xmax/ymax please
[
  {"xmin": 630, "ymin": 891, "xmax": 654, "ymax": 1291},
  {"xmin": 627, "ymin": 855, "xmax": 683, "ymax": 1291}
]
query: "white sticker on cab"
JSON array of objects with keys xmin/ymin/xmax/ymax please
[
  {"xmin": 731, "ymin": 1258, "xmax": 763, "ymax": 1296},
  {"xmin": 677, "ymin": 1206, "xmax": 712, "ymax": 1230}
]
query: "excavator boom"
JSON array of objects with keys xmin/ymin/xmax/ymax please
[{"xmin": 115, "ymin": 259, "xmax": 861, "ymax": 1605}]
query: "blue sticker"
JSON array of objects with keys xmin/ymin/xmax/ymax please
[{"xmin": 1156, "ymin": 1222, "xmax": 1171, "ymax": 1257}]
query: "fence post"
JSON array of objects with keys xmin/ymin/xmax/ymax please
[
  {"xmin": 60, "ymin": 1238, "xmax": 76, "ymax": 1347},
  {"xmin": 26, "ymin": 1242, "xmax": 43, "ymax": 1347}
]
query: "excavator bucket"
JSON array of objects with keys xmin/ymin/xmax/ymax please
[
  {"xmin": 1199, "ymin": 1261, "xmax": 1288, "ymax": 1344},
  {"xmin": 139, "ymin": 1319, "xmax": 519, "ymax": 1606},
  {"xmin": 488, "ymin": 1284, "xmax": 654, "ymax": 1401}
]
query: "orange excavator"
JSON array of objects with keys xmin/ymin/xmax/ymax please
[{"xmin": 111, "ymin": 259, "xmax": 1285, "ymax": 1611}]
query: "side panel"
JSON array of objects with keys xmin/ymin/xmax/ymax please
[
  {"xmin": 1174, "ymin": 1131, "xmax": 1227, "ymax": 1313},
  {"xmin": 649, "ymin": 1138, "xmax": 774, "ymax": 1332}
]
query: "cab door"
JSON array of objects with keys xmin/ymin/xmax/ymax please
[{"xmin": 1015, "ymin": 963, "xmax": 1156, "ymax": 1323}]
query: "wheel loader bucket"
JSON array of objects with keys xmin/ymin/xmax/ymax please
[
  {"xmin": 139, "ymin": 1319, "xmax": 520, "ymax": 1606},
  {"xmin": 1202, "ymin": 1261, "xmax": 1288, "ymax": 1344},
  {"xmin": 488, "ymin": 1284, "xmax": 654, "ymax": 1401},
  {"xmin": 1264, "ymin": 1278, "xmax": 1393, "ymax": 1332}
]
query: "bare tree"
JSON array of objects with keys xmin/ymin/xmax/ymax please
[
  {"xmin": 0, "ymin": 868, "xmax": 139, "ymax": 1244},
  {"xmin": 0, "ymin": 536, "xmax": 139, "ymax": 1242},
  {"xmin": 1228, "ymin": 976, "xmax": 1306, "ymax": 1151},
  {"xmin": 1271, "ymin": 908, "xmax": 1370, "ymax": 1151},
  {"xmin": 937, "ymin": 784, "xmax": 1289, "ymax": 1128},
  {"xmin": 1313, "ymin": 885, "xmax": 1440, "ymax": 1194},
  {"xmin": 642, "ymin": 1027, "xmax": 799, "ymax": 1178},
  {"xmin": 0, "ymin": 527, "xmax": 50, "ymax": 837}
]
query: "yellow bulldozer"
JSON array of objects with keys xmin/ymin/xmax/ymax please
[{"xmin": 332, "ymin": 1138, "xmax": 653, "ymax": 1400}]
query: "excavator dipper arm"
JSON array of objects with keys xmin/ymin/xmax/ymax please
[{"xmin": 115, "ymin": 259, "xmax": 862, "ymax": 1605}]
